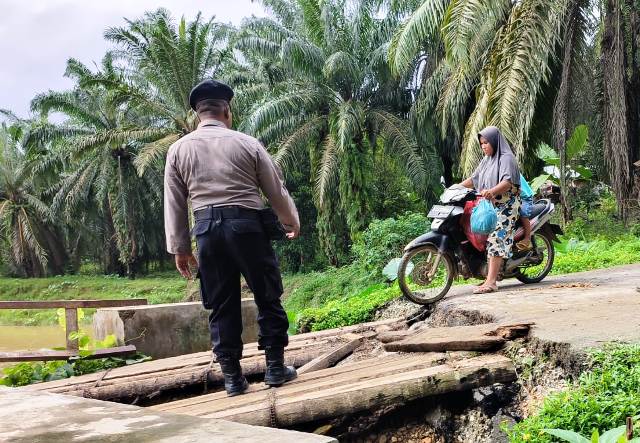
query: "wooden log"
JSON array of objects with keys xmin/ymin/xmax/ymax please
[
  {"xmin": 157, "ymin": 354, "xmax": 515, "ymax": 427},
  {"xmin": 384, "ymin": 323, "xmax": 532, "ymax": 353},
  {"xmin": 22, "ymin": 336, "xmax": 340, "ymax": 393},
  {"xmin": 0, "ymin": 299, "xmax": 148, "ymax": 309},
  {"xmin": 297, "ymin": 335, "xmax": 363, "ymax": 375},
  {"xmin": 154, "ymin": 353, "xmax": 447, "ymax": 414},
  {"xmin": 35, "ymin": 343, "xmax": 334, "ymax": 401},
  {"xmin": 0, "ymin": 346, "xmax": 137, "ymax": 362}
]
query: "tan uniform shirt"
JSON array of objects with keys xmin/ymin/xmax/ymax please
[{"xmin": 164, "ymin": 119, "xmax": 300, "ymax": 254}]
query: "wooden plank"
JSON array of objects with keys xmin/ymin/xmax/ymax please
[
  {"xmin": 22, "ymin": 336, "xmax": 340, "ymax": 392},
  {"xmin": 155, "ymin": 353, "xmax": 447, "ymax": 414},
  {"xmin": 23, "ymin": 339, "xmax": 344, "ymax": 400},
  {"xmin": 384, "ymin": 323, "xmax": 532, "ymax": 353},
  {"xmin": 292, "ymin": 318, "xmax": 405, "ymax": 341},
  {"xmin": 377, "ymin": 330, "xmax": 413, "ymax": 343},
  {"xmin": 156, "ymin": 355, "xmax": 515, "ymax": 427},
  {"xmin": 0, "ymin": 346, "xmax": 137, "ymax": 362},
  {"xmin": 65, "ymin": 308, "xmax": 79, "ymax": 351},
  {"xmin": 0, "ymin": 299, "xmax": 148, "ymax": 309},
  {"xmin": 297, "ymin": 335, "xmax": 364, "ymax": 375},
  {"xmin": 58, "ymin": 345, "xmax": 331, "ymax": 400}
]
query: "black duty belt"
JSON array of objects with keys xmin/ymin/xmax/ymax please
[{"xmin": 194, "ymin": 206, "xmax": 260, "ymax": 221}]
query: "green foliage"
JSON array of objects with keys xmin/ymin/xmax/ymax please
[
  {"xmin": 390, "ymin": 0, "xmax": 573, "ymax": 175},
  {"xmin": 0, "ymin": 331, "xmax": 151, "ymax": 387},
  {"xmin": 507, "ymin": 344, "xmax": 640, "ymax": 443},
  {"xmin": 532, "ymin": 125, "xmax": 592, "ymax": 192},
  {"xmin": 238, "ymin": 0, "xmax": 439, "ymax": 258},
  {"xmin": 296, "ymin": 283, "xmax": 400, "ymax": 332},
  {"xmin": 351, "ymin": 212, "xmax": 429, "ymax": 274},
  {"xmin": 283, "ymin": 264, "xmax": 377, "ymax": 320},
  {"xmin": 0, "ymin": 353, "xmax": 151, "ymax": 387},
  {"xmin": 544, "ymin": 423, "xmax": 640, "ymax": 443}
]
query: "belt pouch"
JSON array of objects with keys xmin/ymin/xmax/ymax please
[{"xmin": 258, "ymin": 208, "xmax": 286, "ymax": 241}]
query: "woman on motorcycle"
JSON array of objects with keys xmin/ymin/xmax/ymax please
[{"xmin": 460, "ymin": 126, "xmax": 521, "ymax": 294}]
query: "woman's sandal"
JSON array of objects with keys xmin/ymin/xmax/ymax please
[
  {"xmin": 516, "ymin": 240, "xmax": 532, "ymax": 251},
  {"xmin": 473, "ymin": 285, "xmax": 498, "ymax": 294}
]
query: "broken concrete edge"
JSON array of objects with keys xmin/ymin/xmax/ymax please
[
  {"xmin": 0, "ymin": 387, "xmax": 337, "ymax": 443},
  {"xmin": 425, "ymin": 304, "xmax": 592, "ymax": 378}
]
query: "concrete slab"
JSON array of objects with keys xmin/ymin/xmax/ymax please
[
  {"xmin": 431, "ymin": 264, "xmax": 640, "ymax": 351},
  {"xmin": 93, "ymin": 300, "xmax": 259, "ymax": 359},
  {"xmin": 0, "ymin": 387, "xmax": 336, "ymax": 443}
]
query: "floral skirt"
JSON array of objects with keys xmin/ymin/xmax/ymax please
[{"xmin": 486, "ymin": 192, "xmax": 521, "ymax": 258}]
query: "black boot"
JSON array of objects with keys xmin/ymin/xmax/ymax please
[
  {"xmin": 264, "ymin": 347, "xmax": 297, "ymax": 387},
  {"xmin": 217, "ymin": 354, "xmax": 249, "ymax": 397}
]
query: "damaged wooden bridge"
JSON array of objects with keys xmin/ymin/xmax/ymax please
[{"xmin": 21, "ymin": 318, "xmax": 532, "ymax": 428}]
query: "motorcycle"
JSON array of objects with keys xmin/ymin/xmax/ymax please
[{"xmin": 398, "ymin": 185, "xmax": 563, "ymax": 305}]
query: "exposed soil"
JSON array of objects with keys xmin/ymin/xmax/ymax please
[{"xmin": 314, "ymin": 297, "xmax": 585, "ymax": 443}]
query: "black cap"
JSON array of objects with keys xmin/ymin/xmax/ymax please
[{"xmin": 189, "ymin": 80, "xmax": 234, "ymax": 111}]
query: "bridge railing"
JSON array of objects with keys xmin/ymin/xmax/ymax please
[{"xmin": 0, "ymin": 299, "xmax": 147, "ymax": 362}]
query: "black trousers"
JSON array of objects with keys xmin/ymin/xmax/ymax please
[{"xmin": 193, "ymin": 206, "xmax": 289, "ymax": 358}]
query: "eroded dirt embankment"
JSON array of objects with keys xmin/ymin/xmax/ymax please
[{"xmin": 312, "ymin": 297, "xmax": 590, "ymax": 443}]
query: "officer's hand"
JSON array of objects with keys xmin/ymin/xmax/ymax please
[{"xmin": 175, "ymin": 253, "xmax": 198, "ymax": 279}]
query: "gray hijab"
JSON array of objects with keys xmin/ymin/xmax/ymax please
[{"xmin": 471, "ymin": 126, "xmax": 521, "ymax": 191}]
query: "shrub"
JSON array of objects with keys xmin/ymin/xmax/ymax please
[
  {"xmin": 351, "ymin": 212, "xmax": 429, "ymax": 274},
  {"xmin": 296, "ymin": 283, "xmax": 400, "ymax": 332},
  {"xmin": 507, "ymin": 344, "xmax": 640, "ymax": 443}
]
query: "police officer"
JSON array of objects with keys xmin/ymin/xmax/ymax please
[{"xmin": 164, "ymin": 79, "xmax": 300, "ymax": 397}]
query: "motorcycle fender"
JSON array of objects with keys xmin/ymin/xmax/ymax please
[
  {"xmin": 404, "ymin": 232, "xmax": 451, "ymax": 254},
  {"xmin": 540, "ymin": 223, "xmax": 563, "ymax": 243}
]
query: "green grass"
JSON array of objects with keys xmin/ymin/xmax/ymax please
[
  {"xmin": 506, "ymin": 344, "xmax": 640, "ymax": 442},
  {"xmin": 0, "ymin": 273, "xmax": 187, "ymax": 325}
]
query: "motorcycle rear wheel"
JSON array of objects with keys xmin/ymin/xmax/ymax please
[
  {"xmin": 514, "ymin": 231, "xmax": 555, "ymax": 284},
  {"xmin": 398, "ymin": 245, "xmax": 455, "ymax": 305}
]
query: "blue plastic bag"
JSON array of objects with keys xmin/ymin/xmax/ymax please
[{"xmin": 471, "ymin": 199, "xmax": 498, "ymax": 235}]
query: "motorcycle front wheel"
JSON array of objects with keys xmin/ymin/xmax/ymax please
[{"xmin": 398, "ymin": 245, "xmax": 455, "ymax": 305}]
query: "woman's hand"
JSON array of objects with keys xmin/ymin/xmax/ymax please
[{"xmin": 480, "ymin": 189, "xmax": 495, "ymax": 200}]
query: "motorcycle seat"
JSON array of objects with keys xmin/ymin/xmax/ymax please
[{"xmin": 528, "ymin": 200, "xmax": 551, "ymax": 219}]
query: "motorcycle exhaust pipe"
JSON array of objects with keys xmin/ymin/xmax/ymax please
[{"xmin": 504, "ymin": 252, "xmax": 540, "ymax": 273}]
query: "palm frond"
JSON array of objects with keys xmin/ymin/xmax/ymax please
[
  {"xmin": 272, "ymin": 115, "xmax": 327, "ymax": 172},
  {"xmin": 315, "ymin": 136, "xmax": 339, "ymax": 207},
  {"xmin": 389, "ymin": 0, "xmax": 450, "ymax": 75},
  {"xmin": 487, "ymin": 0, "xmax": 567, "ymax": 155},
  {"xmin": 368, "ymin": 109, "xmax": 428, "ymax": 190},
  {"xmin": 333, "ymin": 100, "xmax": 365, "ymax": 154},
  {"xmin": 243, "ymin": 87, "xmax": 325, "ymax": 136},
  {"xmin": 134, "ymin": 133, "xmax": 180, "ymax": 175},
  {"xmin": 281, "ymin": 38, "xmax": 325, "ymax": 77}
]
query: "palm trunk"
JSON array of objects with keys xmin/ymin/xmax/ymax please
[
  {"xmin": 102, "ymin": 197, "xmax": 123, "ymax": 275},
  {"xmin": 602, "ymin": 0, "xmax": 637, "ymax": 221},
  {"xmin": 553, "ymin": 0, "xmax": 581, "ymax": 224}
]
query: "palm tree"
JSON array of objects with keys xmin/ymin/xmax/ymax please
[
  {"xmin": 0, "ymin": 122, "xmax": 67, "ymax": 277},
  {"xmin": 389, "ymin": 0, "xmax": 596, "ymax": 177},
  {"xmin": 237, "ymin": 0, "xmax": 438, "ymax": 261},
  {"xmin": 97, "ymin": 8, "xmax": 234, "ymax": 174},
  {"xmin": 30, "ymin": 56, "xmax": 165, "ymax": 276}
]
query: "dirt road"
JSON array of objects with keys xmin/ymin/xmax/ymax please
[{"xmin": 431, "ymin": 264, "xmax": 640, "ymax": 351}]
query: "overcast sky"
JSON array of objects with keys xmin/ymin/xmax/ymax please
[{"xmin": 0, "ymin": 0, "xmax": 266, "ymax": 118}]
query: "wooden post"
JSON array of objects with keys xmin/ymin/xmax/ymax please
[
  {"xmin": 65, "ymin": 308, "xmax": 79, "ymax": 351},
  {"xmin": 627, "ymin": 416, "xmax": 634, "ymax": 440}
]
